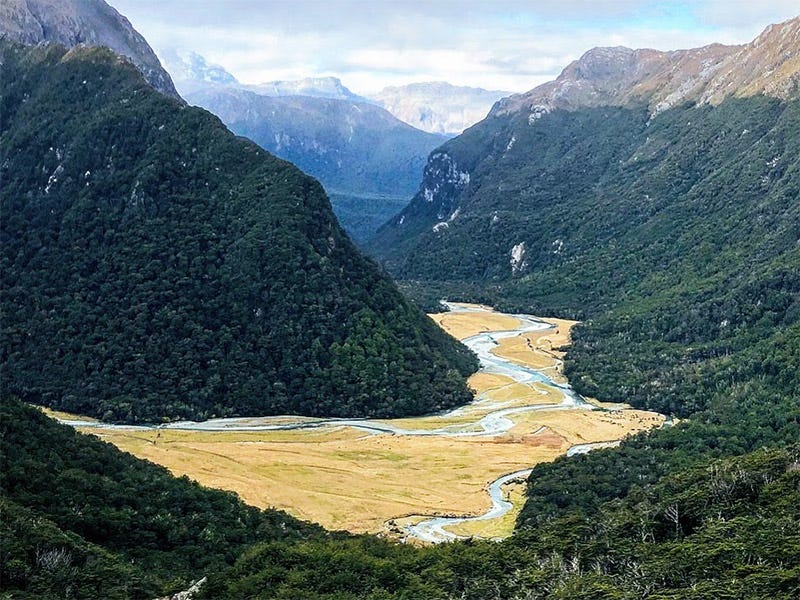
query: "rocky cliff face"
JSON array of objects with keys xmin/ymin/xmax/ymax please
[
  {"xmin": 0, "ymin": 0, "xmax": 180, "ymax": 99},
  {"xmin": 494, "ymin": 16, "xmax": 800, "ymax": 118}
]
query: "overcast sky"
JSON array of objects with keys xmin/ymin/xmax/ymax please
[{"xmin": 111, "ymin": 1, "xmax": 799, "ymax": 94}]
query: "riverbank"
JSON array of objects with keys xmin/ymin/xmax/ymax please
[{"xmin": 53, "ymin": 303, "xmax": 664, "ymax": 541}]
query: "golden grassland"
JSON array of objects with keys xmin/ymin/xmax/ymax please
[
  {"xmin": 429, "ymin": 308, "xmax": 521, "ymax": 340},
  {"xmin": 41, "ymin": 407, "xmax": 98, "ymax": 422},
  {"xmin": 90, "ymin": 426, "xmax": 565, "ymax": 533},
  {"xmin": 68, "ymin": 304, "xmax": 664, "ymax": 539}
]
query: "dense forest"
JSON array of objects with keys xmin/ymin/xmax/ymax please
[
  {"xmin": 0, "ymin": 398, "xmax": 327, "ymax": 599},
  {"xmin": 2, "ymin": 12, "xmax": 799, "ymax": 599},
  {"xmin": 0, "ymin": 41, "xmax": 477, "ymax": 424},
  {"xmin": 366, "ymin": 93, "xmax": 800, "ymax": 534},
  {"xmin": 3, "ymin": 399, "xmax": 796, "ymax": 599}
]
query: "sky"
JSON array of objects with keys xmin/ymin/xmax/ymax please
[{"xmin": 112, "ymin": 1, "xmax": 800, "ymax": 95}]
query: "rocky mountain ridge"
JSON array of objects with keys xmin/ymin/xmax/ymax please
[
  {"xmin": 370, "ymin": 16, "xmax": 800, "ymax": 260},
  {"xmin": 0, "ymin": 0, "xmax": 180, "ymax": 99},
  {"xmin": 495, "ymin": 16, "xmax": 800, "ymax": 118}
]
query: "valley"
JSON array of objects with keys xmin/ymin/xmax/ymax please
[
  {"xmin": 63, "ymin": 303, "xmax": 664, "ymax": 541},
  {"xmin": 2, "ymin": 3, "xmax": 799, "ymax": 597}
]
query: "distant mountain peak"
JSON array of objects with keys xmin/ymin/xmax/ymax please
[
  {"xmin": 246, "ymin": 76, "xmax": 363, "ymax": 101},
  {"xmin": 494, "ymin": 16, "xmax": 800, "ymax": 118},
  {"xmin": 370, "ymin": 81, "xmax": 512, "ymax": 135},
  {"xmin": 0, "ymin": 0, "xmax": 180, "ymax": 99},
  {"xmin": 159, "ymin": 47, "xmax": 239, "ymax": 87}
]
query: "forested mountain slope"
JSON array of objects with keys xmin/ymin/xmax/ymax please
[
  {"xmin": 365, "ymin": 17, "xmax": 800, "ymax": 541},
  {"xmin": 0, "ymin": 41, "xmax": 476, "ymax": 423},
  {"xmin": 0, "ymin": 399, "xmax": 325, "ymax": 599},
  {"xmin": 371, "ymin": 18, "xmax": 800, "ymax": 279},
  {"xmin": 183, "ymin": 85, "xmax": 447, "ymax": 243}
]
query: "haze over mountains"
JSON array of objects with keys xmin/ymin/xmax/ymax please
[
  {"xmin": 160, "ymin": 50, "xmax": 448, "ymax": 243},
  {"xmin": 371, "ymin": 82, "xmax": 511, "ymax": 135}
]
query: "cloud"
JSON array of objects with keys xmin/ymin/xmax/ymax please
[{"xmin": 110, "ymin": 1, "xmax": 798, "ymax": 94}]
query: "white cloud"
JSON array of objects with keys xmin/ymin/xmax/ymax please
[{"xmin": 110, "ymin": 1, "xmax": 798, "ymax": 94}]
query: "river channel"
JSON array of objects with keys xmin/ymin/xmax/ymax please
[{"xmin": 63, "ymin": 303, "xmax": 660, "ymax": 543}]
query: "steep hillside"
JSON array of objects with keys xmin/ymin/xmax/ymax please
[
  {"xmin": 372, "ymin": 19, "xmax": 800, "ymax": 270},
  {"xmin": 365, "ymin": 17, "xmax": 800, "ymax": 531},
  {"xmin": 370, "ymin": 81, "xmax": 511, "ymax": 135},
  {"xmin": 183, "ymin": 85, "xmax": 447, "ymax": 242},
  {"xmin": 0, "ymin": 398, "xmax": 324, "ymax": 599},
  {"xmin": 0, "ymin": 40, "xmax": 476, "ymax": 423},
  {"xmin": 0, "ymin": 0, "xmax": 179, "ymax": 99}
]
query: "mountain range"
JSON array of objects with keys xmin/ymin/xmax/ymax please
[
  {"xmin": 0, "ymin": 14, "xmax": 476, "ymax": 423},
  {"xmin": 182, "ymin": 84, "xmax": 447, "ymax": 243},
  {"xmin": 370, "ymin": 81, "xmax": 512, "ymax": 135},
  {"xmin": 160, "ymin": 51, "xmax": 446, "ymax": 243},
  {"xmin": 1, "ymin": 2, "xmax": 799, "ymax": 598}
]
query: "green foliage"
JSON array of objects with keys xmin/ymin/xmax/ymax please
[
  {"xmin": 0, "ymin": 41, "xmax": 477, "ymax": 423},
  {"xmin": 367, "ymin": 93, "xmax": 800, "ymax": 527},
  {"xmin": 1, "ymin": 498, "xmax": 158, "ymax": 600},
  {"xmin": 3, "ymin": 37, "xmax": 798, "ymax": 600},
  {"xmin": 362, "ymin": 86, "xmax": 800, "ymax": 599},
  {"xmin": 328, "ymin": 193, "xmax": 409, "ymax": 246},
  {"xmin": 0, "ymin": 398, "xmax": 324, "ymax": 598},
  {"xmin": 202, "ymin": 447, "xmax": 800, "ymax": 599}
]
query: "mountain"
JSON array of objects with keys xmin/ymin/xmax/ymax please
[
  {"xmin": 367, "ymin": 16, "xmax": 800, "ymax": 537},
  {"xmin": 371, "ymin": 17, "xmax": 800, "ymax": 278},
  {"xmin": 0, "ymin": 0, "xmax": 180, "ymax": 99},
  {"xmin": 159, "ymin": 48, "xmax": 362, "ymax": 102},
  {"xmin": 370, "ymin": 81, "xmax": 512, "ymax": 135},
  {"xmin": 245, "ymin": 76, "xmax": 365, "ymax": 101},
  {"xmin": 157, "ymin": 47, "xmax": 239, "ymax": 92},
  {"xmin": 0, "ymin": 39, "xmax": 476, "ymax": 423},
  {"xmin": 182, "ymin": 84, "xmax": 447, "ymax": 243},
  {"xmin": 2, "ymin": 13, "xmax": 799, "ymax": 600},
  {"xmin": 495, "ymin": 20, "xmax": 800, "ymax": 117},
  {"xmin": 158, "ymin": 50, "xmax": 444, "ymax": 243},
  {"xmin": 184, "ymin": 86, "xmax": 447, "ymax": 196}
]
